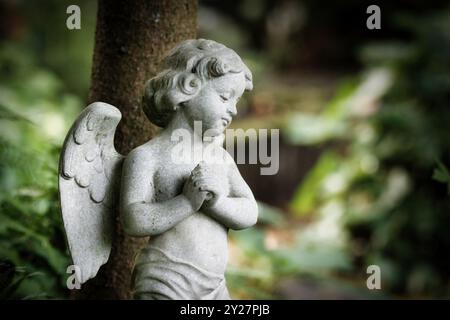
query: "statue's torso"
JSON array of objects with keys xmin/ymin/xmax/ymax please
[{"xmin": 136, "ymin": 137, "xmax": 230, "ymax": 274}]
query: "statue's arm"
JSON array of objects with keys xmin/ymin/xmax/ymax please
[
  {"xmin": 120, "ymin": 150, "xmax": 195, "ymax": 237},
  {"xmin": 204, "ymin": 163, "xmax": 258, "ymax": 230}
]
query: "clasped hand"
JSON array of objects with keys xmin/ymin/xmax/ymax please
[{"xmin": 182, "ymin": 161, "xmax": 228, "ymax": 211}]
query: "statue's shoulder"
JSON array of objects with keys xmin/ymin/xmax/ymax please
[
  {"xmin": 216, "ymin": 144, "xmax": 238, "ymax": 167},
  {"xmin": 124, "ymin": 139, "xmax": 161, "ymax": 172}
]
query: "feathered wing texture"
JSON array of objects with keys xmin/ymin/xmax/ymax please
[{"xmin": 59, "ymin": 102, "xmax": 124, "ymax": 284}]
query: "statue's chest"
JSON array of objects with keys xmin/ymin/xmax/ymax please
[{"xmin": 153, "ymin": 163, "xmax": 196, "ymax": 201}]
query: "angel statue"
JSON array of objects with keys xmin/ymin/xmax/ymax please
[{"xmin": 59, "ymin": 39, "xmax": 258, "ymax": 300}]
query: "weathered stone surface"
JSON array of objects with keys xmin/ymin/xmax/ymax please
[{"xmin": 59, "ymin": 39, "xmax": 258, "ymax": 299}]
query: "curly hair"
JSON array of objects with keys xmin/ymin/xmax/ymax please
[{"xmin": 142, "ymin": 39, "xmax": 253, "ymax": 127}]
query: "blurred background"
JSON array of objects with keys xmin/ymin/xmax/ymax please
[{"xmin": 0, "ymin": 0, "xmax": 449, "ymax": 299}]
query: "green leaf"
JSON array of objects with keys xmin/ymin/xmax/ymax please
[
  {"xmin": 290, "ymin": 152, "xmax": 341, "ymax": 215},
  {"xmin": 432, "ymin": 161, "xmax": 450, "ymax": 195}
]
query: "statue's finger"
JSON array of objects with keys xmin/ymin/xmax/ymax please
[{"xmin": 192, "ymin": 165, "xmax": 202, "ymax": 174}]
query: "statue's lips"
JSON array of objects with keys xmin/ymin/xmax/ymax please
[{"xmin": 221, "ymin": 117, "xmax": 231, "ymax": 127}]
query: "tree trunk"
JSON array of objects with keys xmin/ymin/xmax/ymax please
[{"xmin": 77, "ymin": 0, "xmax": 197, "ymax": 299}]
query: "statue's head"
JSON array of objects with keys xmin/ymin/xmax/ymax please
[{"xmin": 142, "ymin": 39, "xmax": 253, "ymax": 135}]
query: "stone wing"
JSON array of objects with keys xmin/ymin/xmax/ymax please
[{"xmin": 59, "ymin": 102, "xmax": 124, "ymax": 284}]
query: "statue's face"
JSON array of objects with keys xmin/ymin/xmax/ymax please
[{"xmin": 182, "ymin": 72, "xmax": 247, "ymax": 137}]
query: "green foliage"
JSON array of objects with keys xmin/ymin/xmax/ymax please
[
  {"xmin": 432, "ymin": 161, "xmax": 450, "ymax": 196},
  {"xmin": 1, "ymin": 0, "xmax": 449, "ymax": 300},
  {"xmin": 0, "ymin": 259, "xmax": 49, "ymax": 300},
  {"xmin": 0, "ymin": 0, "xmax": 96, "ymax": 298},
  {"xmin": 284, "ymin": 80, "xmax": 358, "ymax": 146},
  {"xmin": 290, "ymin": 152, "xmax": 341, "ymax": 214},
  {"xmin": 227, "ymin": 201, "xmax": 355, "ymax": 299},
  {"xmin": 285, "ymin": 9, "xmax": 450, "ymax": 298},
  {"xmin": 0, "ymin": 42, "xmax": 82, "ymax": 299},
  {"xmin": 18, "ymin": 0, "xmax": 97, "ymax": 97}
]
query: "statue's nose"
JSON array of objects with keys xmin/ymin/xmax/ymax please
[{"xmin": 228, "ymin": 104, "xmax": 237, "ymax": 117}]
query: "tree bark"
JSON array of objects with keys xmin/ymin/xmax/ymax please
[{"xmin": 77, "ymin": 0, "xmax": 197, "ymax": 299}]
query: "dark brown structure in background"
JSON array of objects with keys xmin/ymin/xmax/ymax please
[{"xmin": 78, "ymin": 0, "xmax": 198, "ymax": 299}]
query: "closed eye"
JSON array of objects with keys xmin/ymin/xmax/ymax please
[{"xmin": 220, "ymin": 94, "xmax": 230, "ymax": 102}]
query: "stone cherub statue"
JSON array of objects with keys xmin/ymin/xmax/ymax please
[{"xmin": 59, "ymin": 39, "xmax": 258, "ymax": 299}]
